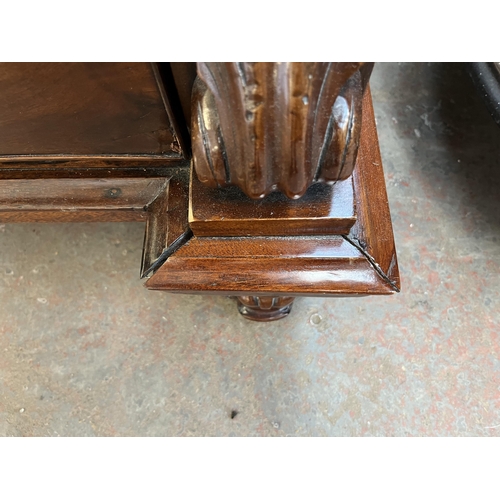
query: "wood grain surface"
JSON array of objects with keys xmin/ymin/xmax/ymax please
[
  {"xmin": 0, "ymin": 177, "xmax": 166, "ymax": 223},
  {"xmin": 348, "ymin": 87, "xmax": 400, "ymax": 291},
  {"xmin": 189, "ymin": 169, "xmax": 356, "ymax": 237},
  {"xmin": 0, "ymin": 63, "xmax": 184, "ymax": 160}
]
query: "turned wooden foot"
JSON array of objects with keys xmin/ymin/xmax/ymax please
[{"xmin": 236, "ymin": 296, "xmax": 295, "ymax": 322}]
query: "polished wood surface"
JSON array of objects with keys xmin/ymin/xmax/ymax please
[
  {"xmin": 0, "ymin": 177, "xmax": 167, "ymax": 223},
  {"xmin": 0, "ymin": 209, "xmax": 147, "ymax": 223},
  {"xmin": 189, "ymin": 170, "xmax": 356, "ymax": 237},
  {"xmin": 0, "ymin": 63, "xmax": 186, "ymax": 165},
  {"xmin": 192, "ymin": 62, "xmax": 373, "ymax": 199},
  {"xmin": 348, "ymin": 88, "xmax": 400, "ymax": 290},
  {"xmin": 146, "ymin": 88, "xmax": 399, "ymax": 299},
  {"xmin": 146, "ymin": 235, "xmax": 389, "ymax": 296},
  {"xmin": 0, "ymin": 161, "xmax": 187, "ymax": 180}
]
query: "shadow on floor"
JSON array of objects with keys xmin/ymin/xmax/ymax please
[{"xmin": 429, "ymin": 63, "xmax": 500, "ymax": 234}]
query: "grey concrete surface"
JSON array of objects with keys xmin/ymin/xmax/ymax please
[{"xmin": 1, "ymin": 63, "xmax": 499, "ymax": 436}]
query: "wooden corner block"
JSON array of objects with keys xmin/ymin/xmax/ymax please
[
  {"xmin": 189, "ymin": 169, "xmax": 356, "ymax": 237},
  {"xmin": 144, "ymin": 89, "xmax": 400, "ymax": 299}
]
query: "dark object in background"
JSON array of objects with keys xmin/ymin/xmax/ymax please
[{"xmin": 467, "ymin": 62, "xmax": 500, "ymax": 127}]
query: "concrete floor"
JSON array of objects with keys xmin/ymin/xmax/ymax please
[{"xmin": 1, "ymin": 63, "xmax": 499, "ymax": 436}]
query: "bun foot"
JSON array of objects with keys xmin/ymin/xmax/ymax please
[{"xmin": 236, "ymin": 296, "xmax": 295, "ymax": 322}]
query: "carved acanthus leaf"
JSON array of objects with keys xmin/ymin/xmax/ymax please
[{"xmin": 192, "ymin": 62, "xmax": 373, "ymax": 199}]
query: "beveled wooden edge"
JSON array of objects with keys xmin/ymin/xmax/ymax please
[
  {"xmin": 0, "ymin": 163, "xmax": 189, "ymax": 180},
  {"xmin": 141, "ymin": 169, "xmax": 192, "ymax": 278},
  {"xmin": 0, "ymin": 210, "xmax": 148, "ymax": 223},
  {"xmin": 0, "ymin": 177, "xmax": 167, "ymax": 224},
  {"xmin": 0, "ymin": 154, "xmax": 182, "ymax": 162},
  {"xmin": 145, "ymin": 236, "xmax": 394, "ymax": 296},
  {"xmin": 144, "ymin": 87, "xmax": 399, "ymax": 297},
  {"xmin": 349, "ymin": 87, "xmax": 400, "ymax": 291},
  {"xmin": 0, "ymin": 157, "xmax": 188, "ymax": 178}
]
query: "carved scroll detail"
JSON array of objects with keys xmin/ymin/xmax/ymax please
[{"xmin": 192, "ymin": 62, "xmax": 373, "ymax": 199}]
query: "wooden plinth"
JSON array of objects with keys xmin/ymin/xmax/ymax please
[
  {"xmin": 144, "ymin": 89, "xmax": 400, "ymax": 321},
  {"xmin": 189, "ymin": 173, "xmax": 356, "ymax": 237}
]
